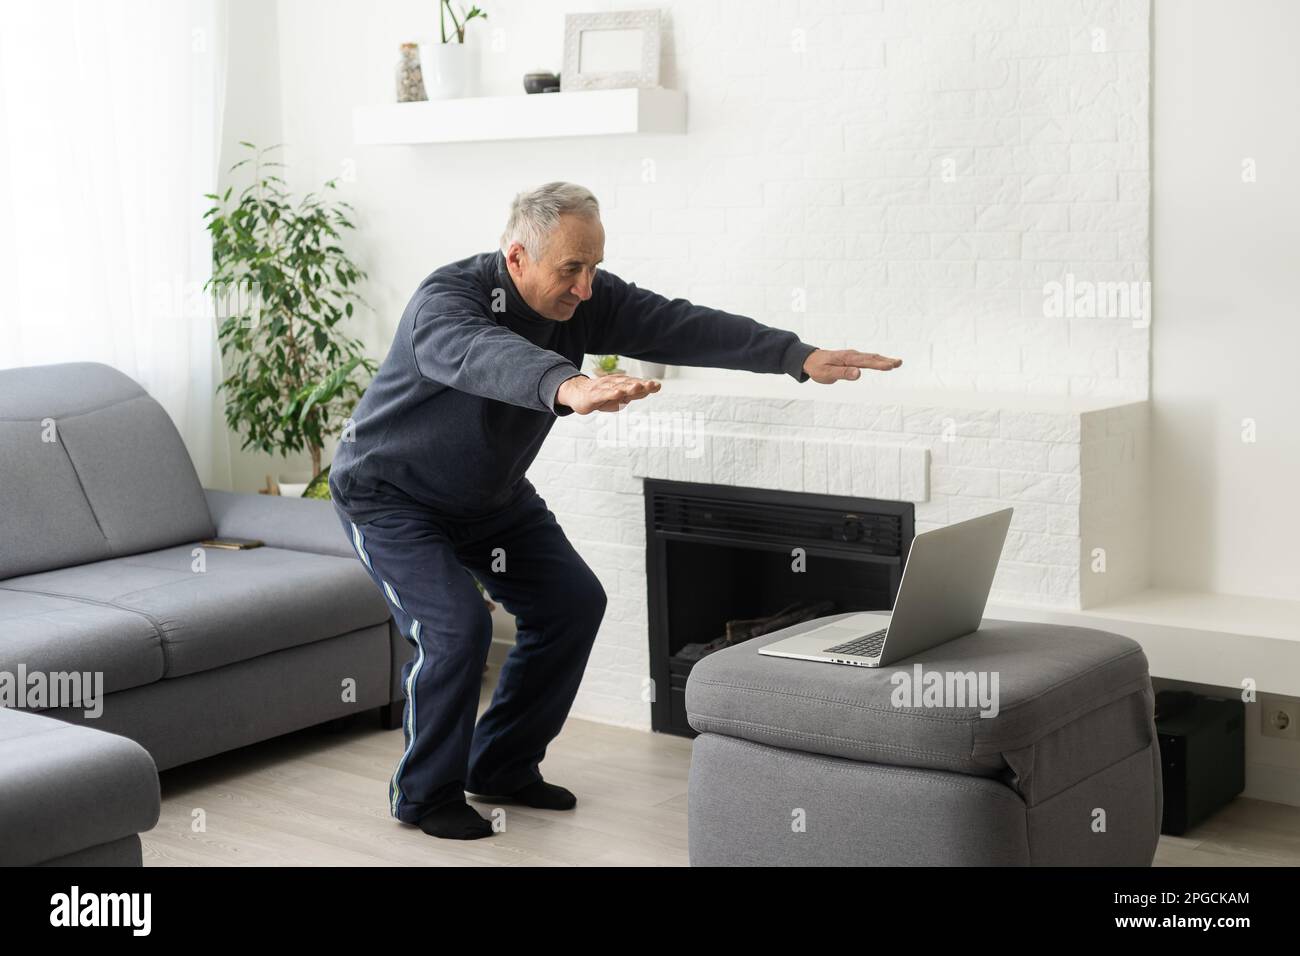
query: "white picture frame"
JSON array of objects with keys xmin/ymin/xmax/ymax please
[{"xmin": 561, "ymin": 9, "xmax": 662, "ymax": 92}]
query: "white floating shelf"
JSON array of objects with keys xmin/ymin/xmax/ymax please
[{"xmin": 353, "ymin": 87, "xmax": 686, "ymax": 145}]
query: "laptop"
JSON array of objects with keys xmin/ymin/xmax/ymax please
[{"xmin": 759, "ymin": 507, "xmax": 1013, "ymax": 668}]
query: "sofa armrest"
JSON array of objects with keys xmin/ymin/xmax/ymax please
[
  {"xmin": 0, "ymin": 708, "xmax": 160, "ymax": 867},
  {"xmin": 203, "ymin": 489, "xmax": 355, "ymax": 560}
]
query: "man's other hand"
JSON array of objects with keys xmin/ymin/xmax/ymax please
[
  {"xmin": 803, "ymin": 348, "xmax": 903, "ymax": 384},
  {"xmin": 556, "ymin": 373, "xmax": 662, "ymax": 414}
]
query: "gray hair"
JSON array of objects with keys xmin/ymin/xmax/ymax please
[{"xmin": 500, "ymin": 182, "xmax": 601, "ymax": 259}]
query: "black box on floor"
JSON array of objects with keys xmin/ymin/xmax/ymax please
[{"xmin": 1154, "ymin": 691, "xmax": 1245, "ymax": 835}]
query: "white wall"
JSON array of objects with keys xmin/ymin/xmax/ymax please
[
  {"xmin": 242, "ymin": 0, "xmax": 1151, "ymax": 407},
  {"xmin": 1151, "ymin": 0, "xmax": 1300, "ymax": 600}
]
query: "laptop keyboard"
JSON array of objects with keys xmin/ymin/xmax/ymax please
[{"xmin": 824, "ymin": 628, "xmax": 888, "ymax": 658}]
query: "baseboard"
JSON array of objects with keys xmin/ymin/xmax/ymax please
[{"xmin": 1245, "ymin": 762, "xmax": 1300, "ymax": 808}]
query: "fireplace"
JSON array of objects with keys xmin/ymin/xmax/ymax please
[{"xmin": 644, "ymin": 479, "xmax": 915, "ymax": 737}]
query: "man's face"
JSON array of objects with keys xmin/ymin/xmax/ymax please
[{"xmin": 505, "ymin": 213, "xmax": 605, "ymax": 321}]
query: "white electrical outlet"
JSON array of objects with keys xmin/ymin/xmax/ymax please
[{"xmin": 1260, "ymin": 695, "xmax": 1300, "ymax": 741}]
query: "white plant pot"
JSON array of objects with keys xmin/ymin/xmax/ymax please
[
  {"xmin": 419, "ymin": 42, "xmax": 474, "ymax": 100},
  {"xmin": 277, "ymin": 473, "xmax": 312, "ymax": 498},
  {"xmin": 631, "ymin": 360, "xmax": 667, "ymax": 379}
]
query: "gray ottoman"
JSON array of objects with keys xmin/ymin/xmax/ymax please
[
  {"xmin": 0, "ymin": 708, "xmax": 160, "ymax": 866},
  {"xmin": 685, "ymin": 614, "xmax": 1162, "ymax": 866}
]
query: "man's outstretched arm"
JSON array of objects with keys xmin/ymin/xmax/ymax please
[
  {"xmin": 582, "ymin": 269, "xmax": 900, "ymax": 383},
  {"xmin": 583, "ymin": 269, "xmax": 815, "ymax": 380}
]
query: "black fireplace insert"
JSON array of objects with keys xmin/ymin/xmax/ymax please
[{"xmin": 644, "ymin": 478, "xmax": 914, "ymax": 737}]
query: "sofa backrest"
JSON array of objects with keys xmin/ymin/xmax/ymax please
[{"xmin": 0, "ymin": 362, "xmax": 215, "ymax": 579}]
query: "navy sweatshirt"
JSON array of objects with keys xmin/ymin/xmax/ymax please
[{"xmin": 329, "ymin": 250, "xmax": 819, "ymax": 520}]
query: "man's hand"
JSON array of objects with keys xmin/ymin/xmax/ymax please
[
  {"xmin": 556, "ymin": 373, "xmax": 661, "ymax": 414},
  {"xmin": 803, "ymin": 348, "xmax": 902, "ymax": 384}
]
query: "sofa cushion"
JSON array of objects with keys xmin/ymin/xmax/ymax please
[
  {"xmin": 57, "ymin": 393, "xmax": 215, "ymax": 557},
  {"xmin": 685, "ymin": 612, "xmax": 1153, "ymax": 781},
  {"xmin": 0, "ymin": 362, "xmax": 215, "ymax": 579},
  {"xmin": 0, "ymin": 421, "xmax": 113, "ymax": 575},
  {"xmin": 0, "ymin": 707, "xmax": 159, "ymax": 866},
  {"xmin": 0, "ymin": 545, "xmax": 391, "ymax": 679},
  {"xmin": 0, "ymin": 589, "xmax": 165, "ymax": 696}
]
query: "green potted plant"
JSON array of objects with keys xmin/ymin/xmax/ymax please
[
  {"xmin": 594, "ymin": 354, "xmax": 623, "ymax": 376},
  {"xmin": 420, "ymin": 1, "xmax": 488, "ymax": 100},
  {"xmin": 203, "ymin": 143, "xmax": 375, "ymax": 498}
]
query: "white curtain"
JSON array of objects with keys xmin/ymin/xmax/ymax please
[{"xmin": 0, "ymin": 0, "xmax": 232, "ymax": 488}]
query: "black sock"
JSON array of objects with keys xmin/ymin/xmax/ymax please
[
  {"xmin": 506, "ymin": 779, "xmax": 577, "ymax": 810},
  {"xmin": 417, "ymin": 799, "xmax": 494, "ymax": 840}
]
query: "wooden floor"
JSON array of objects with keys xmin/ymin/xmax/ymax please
[{"xmin": 141, "ymin": 662, "xmax": 1300, "ymax": 866}]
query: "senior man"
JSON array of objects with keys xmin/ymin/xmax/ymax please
[{"xmin": 330, "ymin": 182, "xmax": 902, "ymax": 840}]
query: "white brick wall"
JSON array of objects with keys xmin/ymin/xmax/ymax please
[{"xmin": 584, "ymin": 0, "xmax": 1152, "ymax": 400}]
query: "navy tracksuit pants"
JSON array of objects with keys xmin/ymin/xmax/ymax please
[{"xmin": 334, "ymin": 480, "xmax": 607, "ymax": 824}]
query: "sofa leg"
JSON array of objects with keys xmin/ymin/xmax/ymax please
[{"xmin": 379, "ymin": 701, "xmax": 404, "ymax": 730}]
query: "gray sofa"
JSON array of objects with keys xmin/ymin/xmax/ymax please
[
  {"xmin": 0, "ymin": 361, "xmax": 407, "ymax": 865},
  {"xmin": 686, "ymin": 613, "xmax": 1163, "ymax": 866}
]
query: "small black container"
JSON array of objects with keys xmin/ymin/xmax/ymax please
[
  {"xmin": 523, "ymin": 72, "xmax": 561, "ymax": 94},
  {"xmin": 1156, "ymin": 693, "xmax": 1245, "ymax": 835}
]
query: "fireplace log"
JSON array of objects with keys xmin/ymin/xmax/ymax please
[
  {"xmin": 674, "ymin": 599, "xmax": 838, "ymax": 666},
  {"xmin": 725, "ymin": 599, "xmax": 837, "ymax": 644}
]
